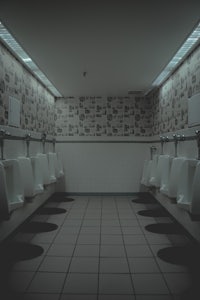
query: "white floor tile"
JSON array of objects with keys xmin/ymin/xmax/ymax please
[
  {"xmin": 39, "ymin": 256, "xmax": 71, "ymax": 272},
  {"xmin": 100, "ymin": 245, "xmax": 126, "ymax": 257},
  {"xmin": 63, "ymin": 273, "xmax": 98, "ymax": 294},
  {"xmin": 74, "ymin": 245, "xmax": 99, "ymax": 257},
  {"xmin": 128, "ymin": 257, "xmax": 160, "ymax": 273},
  {"xmin": 99, "ymin": 274, "xmax": 133, "ymax": 294},
  {"xmin": 69, "ymin": 257, "xmax": 99, "ymax": 273},
  {"xmin": 100, "ymin": 257, "xmax": 129, "ymax": 273},
  {"xmin": 132, "ymin": 273, "xmax": 169, "ymax": 294},
  {"xmin": 28, "ymin": 272, "xmax": 65, "ymax": 293}
]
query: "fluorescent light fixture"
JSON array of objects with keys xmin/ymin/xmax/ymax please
[
  {"xmin": 152, "ymin": 21, "xmax": 200, "ymax": 87},
  {"xmin": 0, "ymin": 21, "xmax": 62, "ymax": 97},
  {"xmin": 23, "ymin": 57, "xmax": 32, "ymax": 62}
]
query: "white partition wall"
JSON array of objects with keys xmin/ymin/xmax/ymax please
[{"xmin": 56, "ymin": 137, "xmax": 152, "ymax": 193}]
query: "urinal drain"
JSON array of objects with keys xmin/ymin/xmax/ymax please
[
  {"xmin": 145, "ymin": 223, "xmax": 183, "ymax": 234},
  {"xmin": 37, "ymin": 207, "xmax": 67, "ymax": 215},
  {"xmin": 157, "ymin": 246, "xmax": 200, "ymax": 268},
  {"xmin": 0, "ymin": 242, "xmax": 44, "ymax": 262},
  {"xmin": 137, "ymin": 208, "xmax": 168, "ymax": 217},
  {"xmin": 21, "ymin": 222, "xmax": 58, "ymax": 233}
]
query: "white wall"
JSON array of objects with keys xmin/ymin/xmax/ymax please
[
  {"xmin": 55, "ymin": 125, "xmax": 200, "ymax": 194},
  {"xmin": 56, "ymin": 136, "xmax": 153, "ymax": 193}
]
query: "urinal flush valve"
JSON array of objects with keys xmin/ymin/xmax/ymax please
[
  {"xmin": 195, "ymin": 130, "xmax": 200, "ymax": 160},
  {"xmin": 150, "ymin": 146, "xmax": 157, "ymax": 160}
]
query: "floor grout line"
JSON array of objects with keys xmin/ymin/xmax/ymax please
[
  {"xmin": 24, "ymin": 197, "xmax": 75, "ymax": 294},
  {"xmin": 130, "ymin": 198, "xmax": 175, "ymax": 299},
  {"xmin": 5, "ymin": 194, "xmax": 197, "ymax": 299},
  {"xmin": 58, "ymin": 197, "xmax": 90, "ymax": 300}
]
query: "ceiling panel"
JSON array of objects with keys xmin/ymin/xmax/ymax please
[{"xmin": 0, "ymin": 0, "xmax": 200, "ymax": 97}]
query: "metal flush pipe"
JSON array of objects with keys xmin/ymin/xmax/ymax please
[
  {"xmin": 172, "ymin": 134, "xmax": 185, "ymax": 157},
  {"xmin": 41, "ymin": 133, "xmax": 46, "ymax": 154},
  {"xmin": 150, "ymin": 145, "xmax": 157, "ymax": 160},
  {"xmin": 195, "ymin": 130, "xmax": 200, "ymax": 160},
  {"xmin": 160, "ymin": 136, "xmax": 169, "ymax": 155},
  {"xmin": 52, "ymin": 138, "xmax": 56, "ymax": 153},
  {"xmin": 172, "ymin": 134, "xmax": 178, "ymax": 157},
  {"xmin": 0, "ymin": 129, "xmax": 10, "ymax": 160},
  {"xmin": 24, "ymin": 133, "xmax": 31, "ymax": 157},
  {"xmin": 160, "ymin": 136, "xmax": 165, "ymax": 155},
  {"xmin": 0, "ymin": 129, "xmax": 5, "ymax": 160}
]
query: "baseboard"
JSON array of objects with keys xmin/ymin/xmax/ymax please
[{"xmin": 54, "ymin": 192, "xmax": 147, "ymax": 197}]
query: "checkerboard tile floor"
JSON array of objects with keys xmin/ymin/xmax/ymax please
[{"xmin": 1, "ymin": 195, "xmax": 199, "ymax": 300}]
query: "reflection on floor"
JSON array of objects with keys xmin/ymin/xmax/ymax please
[{"xmin": 0, "ymin": 194, "xmax": 199, "ymax": 300}]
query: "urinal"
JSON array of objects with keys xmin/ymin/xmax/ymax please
[
  {"xmin": 47, "ymin": 152, "xmax": 57, "ymax": 183},
  {"xmin": 141, "ymin": 160, "xmax": 152, "ymax": 186},
  {"xmin": 176, "ymin": 159, "xmax": 198, "ymax": 210},
  {"xmin": 153, "ymin": 155, "xmax": 166, "ymax": 188},
  {"xmin": 37, "ymin": 153, "xmax": 51, "ymax": 185},
  {"xmin": 18, "ymin": 156, "xmax": 36, "ymax": 198},
  {"xmin": 55, "ymin": 153, "xmax": 64, "ymax": 178},
  {"xmin": 0, "ymin": 159, "xmax": 24, "ymax": 219},
  {"xmin": 190, "ymin": 161, "xmax": 200, "ymax": 215},
  {"xmin": 30, "ymin": 156, "xmax": 44, "ymax": 194},
  {"xmin": 149, "ymin": 154, "xmax": 158, "ymax": 186},
  {"xmin": 165, "ymin": 157, "xmax": 187, "ymax": 198},
  {"xmin": 159, "ymin": 155, "xmax": 173, "ymax": 194}
]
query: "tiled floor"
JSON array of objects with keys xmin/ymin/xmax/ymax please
[{"xmin": 1, "ymin": 195, "xmax": 199, "ymax": 300}]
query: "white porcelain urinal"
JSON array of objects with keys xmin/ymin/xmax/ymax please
[
  {"xmin": 190, "ymin": 161, "xmax": 200, "ymax": 215},
  {"xmin": 159, "ymin": 155, "xmax": 173, "ymax": 194},
  {"xmin": 141, "ymin": 160, "xmax": 152, "ymax": 186},
  {"xmin": 176, "ymin": 159, "xmax": 198, "ymax": 210},
  {"xmin": 18, "ymin": 156, "xmax": 36, "ymax": 198},
  {"xmin": 153, "ymin": 155, "xmax": 166, "ymax": 188},
  {"xmin": 47, "ymin": 152, "xmax": 57, "ymax": 183},
  {"xmin": 37, "ymin": 153, "xmax": 51, "ymax": 185},
  {"xmin": 0, "ymin": 159, "xmax": 24, "ymax": 218},
  {"xmin": 149, "ymin": 155, "xmax": 158, "ymax": 186},
  {"xmin": 166, "ymin": 157, "xmax": 187, "ymax": 198},
  {"xmin": 30, "ymin": 156, "xmax": 44, "ymax": 194},
  {"xmin": 55, "ymin": 153, "xmax": 64, "ymax": 178}
]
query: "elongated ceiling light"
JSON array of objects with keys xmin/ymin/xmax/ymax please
[
  {"xmin": 0, "ymin": 21, "xmax": 62, "ymax": 97},
  {"xmin": 152, "ymin": 21, "xmax": 200, "ymax": 87}
]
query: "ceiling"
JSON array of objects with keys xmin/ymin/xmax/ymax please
[{"xmin": 0, "ymin": 0, "xmax": 200, "ymax": 97}]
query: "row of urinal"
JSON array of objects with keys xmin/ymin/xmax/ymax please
[
  {"xmin": 0, "ymin": 152, "xmax": 64, "ymax": 219},
  {"xmin": 141, "ymin": 154, "xmax": 200, "ymax": 215}
]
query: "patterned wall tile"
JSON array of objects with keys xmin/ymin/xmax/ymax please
[
  {"xmin": 148, "ymin": 44, "xmax": 200, "ymax": 135},
  {"xmin": 2, "ymin": 36, "xmax": 200, "ymax": 138},
  {"xmin": 0, "ymin": 41, "xmax": 55, "ymax": 134},
  {"xmin": 55, "ymin": 96, "xmax": 153, "ymax": 137}
]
